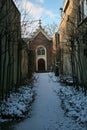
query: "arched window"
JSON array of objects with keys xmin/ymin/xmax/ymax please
[{"xmin": 37, "ymin": 47, "xmax": 45, "ymax": 55}]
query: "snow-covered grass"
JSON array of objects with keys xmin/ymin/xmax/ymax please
[
  {"xmin": 57, "ymin": 85, "xmax": 87, "ymax": 126},
  {"xmin": 0, "ymin": 86, "xmax": 34, "ymax": 122},
  {"xmin": 0, "ymin": 72, "xmax": 87, "ymax": 130},
  {"xmin": 49, "ymin": 72, "xmax": 87, "ymax": 128}
]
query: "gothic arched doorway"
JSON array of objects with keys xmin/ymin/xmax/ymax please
[{"xmin": 38, "ymin": 59, "xmax": 45, "ymax": 72}]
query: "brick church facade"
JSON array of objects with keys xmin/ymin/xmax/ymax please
[{"xmin": 29, "ymin": 21, "xmax": 53, "ymax": 72}]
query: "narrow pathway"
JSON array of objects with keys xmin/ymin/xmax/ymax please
[{"xmin": 2, "ymin": 73, "xmax": 81, "ymax": 130}]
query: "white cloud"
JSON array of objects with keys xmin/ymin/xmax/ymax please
[
  {"xmin": 22, "ymin": 0, "xmax": 44, "ymax": 19},
  {"xmin": 36, "ymin": 0, "xmax": 44, "ymax": 3},
  {"xmin": 14, "ymin": 0, "xmax": 56, "ymax": 20},
  {"xmin": 45, "ymin": 10, "xmax": 57, "ymax": 19}
]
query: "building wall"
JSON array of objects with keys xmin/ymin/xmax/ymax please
[
  {"xmin": 36, "ymin": 45, "xmax": 47, "ymax": 71},
  {"xmin": 76, "ymin": 0, "xmax": 87, "ymax": 86},
  {"xmin": 59, "ymin": 0, "xmax": 78, "ymax": 76},
  {"xmin": 78, "ymin": 26, "xmax": 87, "ymax": 85},
  {"xmin": 21, "ymin": 41, "xmax": 29, "ymax": 80},
  {"xmin": 59, "ymin": 0, "xmax": 87, "ymax": 87},
  {"xmin": 0, "ymin": 0, "xmax": 21, "ymax": 100},
  {"xmin": 30, "ymin": 31, "xmax": 52, "ymax": 72},
  {"xmin": 52, "ymin": 33, "xmax": 60, "ymax": 63}
]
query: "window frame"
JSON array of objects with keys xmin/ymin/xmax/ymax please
[
  {"xmin": 37, "ymin": 47, "xmax": 45, "ymax": 56},
  {"xmin": 79, "ymin": 0, "xmax": 87, "ymax": 22},
  {"xmin": 84, "ymin": 0, "xmax": 87, "ymax": 18}
]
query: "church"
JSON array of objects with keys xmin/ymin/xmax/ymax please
[{"xmin": 29, "ymin": 20, "xmax": 53, "ymax": 72}]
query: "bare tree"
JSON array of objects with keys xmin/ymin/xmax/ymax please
[
  {"xmin": 0, "ymin": 0, "xmax": 37, "ymax": 100},
  {"xmin": 44, "ymin": 22, "xmax": 58, "ymax": 37}
]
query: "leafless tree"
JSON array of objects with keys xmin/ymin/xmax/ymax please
[
  {"xmin": 44, "ymin": 22, "xmax": 58, "ymax": 37},
  {"xmin": 0, "ymin": 0, "xmax": 37, "ymax": 100}
]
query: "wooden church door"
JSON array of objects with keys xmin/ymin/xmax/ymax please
[{"xmin": 38, "ymin": 59, "xmax": 45, "ymax": 72}]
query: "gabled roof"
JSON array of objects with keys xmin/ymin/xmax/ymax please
[{"xmin": 31, "ymin": 26, "xmax": 52, "ymax": 41}]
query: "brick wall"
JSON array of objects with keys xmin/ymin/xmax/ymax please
[{"xmin": 30, "ymin": 32, "xmax": 52, "ymax": 72}]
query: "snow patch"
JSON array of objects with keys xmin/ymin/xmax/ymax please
[
  {"xmin": 57, "ymin": 86, "xmax": 87, "ymax": 126},
  {"xmin": 0, "ymin": 86, "xmax": 34, "ymax": 122}
]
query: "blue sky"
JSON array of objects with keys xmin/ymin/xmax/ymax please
[{"xmin": 14, "ymin": 0, "xmax": 63, "ymax": 26}]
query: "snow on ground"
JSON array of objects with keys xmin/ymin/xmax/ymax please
[
  {"xmin": 58, "ymin": 86, "xmax": 87, "ymax": 126},
  {"xmin": 0, "ymin": 73, "xmax": 87, "ymax": 130},
  {"xmin": 0, "ymin": 85, "xmax": 34, "ymax": 122},
  {"xmin": 50, "ymin": 72, "xmax": 87, "ymax": 128}
]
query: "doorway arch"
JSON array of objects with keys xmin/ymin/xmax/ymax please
[{"xmin": 38, "ymin": 59, "xmax": 45, "ymax": 72}]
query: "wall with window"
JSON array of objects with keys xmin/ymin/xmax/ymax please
[
  {"xmin": 59, "ymin": 0, "xmax": 78, "ymax": 76},
  {"xmin": 29, "ymin": 31, "xmax": 52, "ymax": 72},
  {"xmin": 37, "ymin": 47, "xmax": 45, "ymax": 55},
  {"xmin": 78, "ymin": 0, "xmax": 87, "ymax": 23},
  {"xmin": 36, "ymin": 45, "xmax": 47, "ymax": 71}
]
